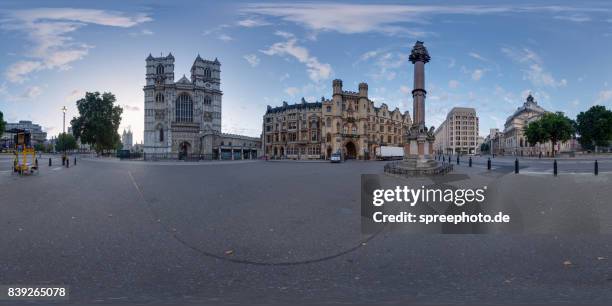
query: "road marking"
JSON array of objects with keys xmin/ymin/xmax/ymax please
[
  {"xmin": 0, "ymin": 170, "xmax": 10, "ymax": 173},
  {"xmin": 52, "ymin": 167, "xmax": 63, "ymax": 171}
]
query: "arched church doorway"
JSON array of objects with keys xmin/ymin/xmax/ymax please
[
  {"xmin": 345, "ymin": 141, "xmax": 357, "ymax": 159},
  {"xmin": 326, "ymin": 146, "xmax": 332, "ymax": 159},
  {"xmin": 179, "ymin": 141, "xmax": 191, "ymax": 159}
]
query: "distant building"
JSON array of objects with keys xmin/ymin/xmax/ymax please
[
  {"xmin": 433, "ymin": 107, "xmax": 479, "ymax": 155},
  {"xmin": 499, "ymin": 94, "xmax": 575, "ymax": 156},
  {"xmin": 1, "ymin": 120, "xmax": 47, "ymax": 148},
  {"xmin": 122, "ymin": 129, "xmax": 133, "ymax": 150},
  {"xmin": 262, "ymin": 79, "xmax": 412, "ymax": 160}
]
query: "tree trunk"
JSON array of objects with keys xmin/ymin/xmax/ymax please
[{"xmin": 551, "ymin": 140, "xmax": 556, "ymax": 157}]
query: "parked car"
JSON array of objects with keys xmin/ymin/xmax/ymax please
[{"xmin": 330, "ymin": 153, "xmax": 342, "ymax": 163}]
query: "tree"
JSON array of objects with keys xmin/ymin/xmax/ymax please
[
  {"xmin": 524, "ymin": 120, "xmax": 545, "ymax": 147},
  {"xmin": 480, "ymin": 142, "xmax": 490, "ymax": 153},
  {"xmin": 524, "ymin": 112, "xmax": 575, "ymax": 157},
  {"xmin": 576, "ymin": 105, "xmax": 612, "ymax": 151},
  {"xmin": 0, "ymin": 110, "xmax": 5, "ymax": 138},
  {"xmin": 70, "ymin": 92, "xmax": 123, "ymax": 153},
  {"xmin": 55, "ymin": 133, "xmax": 78, "ymax": 152}
]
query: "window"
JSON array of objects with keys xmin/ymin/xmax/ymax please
[
  {"xmin": 204, "ymin": 68, "xmax": 211, "ymax": 78},
  {"xmin": 204, "ymin": 96, "xmax": 212, "ymax": 105},
  {"xmin": 352, "ymin": 126, "xmax": 357, "ymax": 134},
  {"xmin": 336, "ymin": 122, "xmax": 340, "ymax": 132},
  {"xmin": 326, "ymin": 106, "xmax": 331, "ymax": 112},
  {"xmin": 155, "ymin": 93, "xmax": 164, "ymax": 103},
  {"xmin": 156, "ymin": 64, "xmax": 164, "ymax": 75},
  {"xmin": 326, "ymin": 117, "xmax": 331, "ymax": 127},
  {"xmin": 311, "ymin": 131, "xmax": 318, "ymax": 141},
  {"xmin": 175, "ymin": 93, "xmax": 193, "ymax": 122}
]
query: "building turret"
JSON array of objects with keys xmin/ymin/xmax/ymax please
[
  {"xmin": 332, "ymin": 79, "xmax": 343, "ymax": 95},
  {"xmin": 358, "ymin": 82, "xmax": 368, "ymax": 98}
]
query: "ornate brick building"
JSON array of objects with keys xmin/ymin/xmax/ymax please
[{"xmin": 262, "ymin": 80, "xmax": 411, "ymax": 160}]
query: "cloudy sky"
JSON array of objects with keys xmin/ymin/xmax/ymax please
[{"xmin": 1, "ymin": 0, "xmax": 612, "ymax": 142}]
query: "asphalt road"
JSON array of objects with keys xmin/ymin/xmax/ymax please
[{"xmin": 1, "ymin": 156, "xmax": 612, "ymax": 305}]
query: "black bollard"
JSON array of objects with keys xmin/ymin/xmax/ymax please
[
  {"xmin": 35, "ymin": 158, "xmax": 38, "ymax": 168},
  {"xmin": 456, "ymin": 155, "xmax": 460, "ymax": 165},
  {"xmin": 49, "ymin": 158, "xmax": 52, "ymax": 166},
  {"xmin": 595, "ymin": 160, "xmax": 598, "ymax": 175},
  {"xmin": 539, "ymin": 152, "xmax": 542, "ymax": 159},
  {"xmin": 469, "ymin": 156, "xmax": 472, "ymax": 167},
  {"xmin": 553, "ymin": 159, "xmax": 557, "ymax": 176},
  {"xmin": 66, "ymin": 158, "xmax": 69, "ymax": 168},
  {"xmin": 487, "ymin": 157, "xmax": 491, "ymax": 170},
  {"xmin": 62, "ymin": 156, "xmax": 65, "ymax": 166},
  {"xmin": 515, "ymin": 158, "xmax": 519, "ymax": 174},
  {"xmin": 74, "ymin": 157, "xmax": 77, "ymax": 166}
]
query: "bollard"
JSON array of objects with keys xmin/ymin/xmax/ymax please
[
  {"xmin": 66, "ymin": 158, "xmax": 70, "ymax": 168},
  {"xmin": 62, "ymin": 156, "xmax": 65, "ymax": 166},
  {"xmin": 539, "ymin": 152, "xmax": 542, "ymax": 159},
  {"xmin": 553, "ymin": 159, "xmax": 557, "ymax": 176},
  {"xmin": 469, "ymin": 156, "xmax": 472, "ymax": 167},
  {"xmin": 487, "ymin": 157, "xmax": 491, "ymax": 170},
  {"xmin": 49, "ymin": 158, "xmax": 52, "ymax": 166},
  {"xmin": 515, "ymin": 158, "xmax": 519, "ymax": 174},
  {"xmin": 74, "ymin": 157, "xmax": 77, "ymax": 166},
  {"xmin": 35, "ymin": 158, "xmax": 38, "ymax": 168},
  {"xmin": 595, "ymin": 160, "xmax": 598, "ymax": 176},
  {"xmin": 456, "ymin": 155, "xmax": 460, "ymax": 165}
]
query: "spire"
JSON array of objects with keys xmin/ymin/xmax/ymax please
[
  {"xmin": 167, "ymin": 52, "xmax": 174, "ymax": 60},
  {"xmin": 214, "ymin": 57, "xmax": 220, "ymax": 64},
  {"xmin": 146, "ymin": 53, "xmax": 153, "ymax": 60},
  {"xmin": 195, "ymin": 54, "xmax": 203, "ymax": 62}
]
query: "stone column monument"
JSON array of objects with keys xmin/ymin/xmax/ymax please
[{"xmin": 385, "ymin": 41, "xmax": 452, "ymax": 176}]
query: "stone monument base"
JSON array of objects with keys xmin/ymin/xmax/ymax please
[{"xmin": 384, "ymin": 157, "xmax": 453, "ymax": 177}]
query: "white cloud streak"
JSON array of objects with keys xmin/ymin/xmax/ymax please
[
  {"xmin": 243, "ymin": 54, "xmax": 260, "ymax": 67},
  {"xmin": 260, "ymin": 32, "xmax": 332, "ymax": 82},
  {"xmin": 2, "ymin": 8, "xmax": 151, "ymax": 83}
]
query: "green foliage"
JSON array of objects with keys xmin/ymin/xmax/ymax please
[
  {"xmin": 524, "ymin": 112, "xmax": 575, "ymax": 156},
  {"xmin": 70, "ymin": 92, "xmax": 123, "ymax": 153},
  {"xmin": 524, "ymin": 120, "xmax": 545, "ymax": 146},
  {"xmin": 576, "ymin": 105, "xmax": 612, "ymax": 151},
  {"xmin": 55, "ymin": 133, "xmax": 78, "ymax": 151},
  {"xmin": 0, "ymin": 110, "xmax": 5, "ymax": 137},
  {"xmin": 480, "ymin": 142, "xmax": 490, "ymax": 153}
]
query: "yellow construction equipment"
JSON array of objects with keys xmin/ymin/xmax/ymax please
[{"xmin": 10, "ymin": 128, "xmax": 38, "ymax": 175}]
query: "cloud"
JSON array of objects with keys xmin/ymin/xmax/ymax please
[
  {"xmin": 501, "ymin": 47, "xmax": 567, "ymax": 88},
  {"xmin": 217, "ymin": 33, "xmax": 233, "ymax": 42},
  {"xmin": 448, "ymin": 80, "xmax": 460, "ymax": 88},
  {"xmin": 243, "ymin": 54, "xmax": 260, "ymax": 67},
  {"xmin": 471, "ymin": 69, "xmax": 484, "ymax": 81},
  {"xmin": 365, "ymin": 51, "xmax": 409, "ymax": 81},
  {"xmin": 65, "ymin": 89, "xmax": 82, "ymax": 102},
  {"xmin": 554, "ymin": 14, "xmax": 591, "ymax": 22},
  {"xmin": 284, "ymin": 87, "xmax": 300, "ymax": 96},
  {"xmin": 241, "ymin": 3, "xmax": 608, "ymax": 36},
  {"xmin": 469, "ymin": 52, "xmax": 489, "ymax": 62},
  {"xmin": 260, "ymin": 32, "xmax": 332, "ymax": 82},
  {"xmin": 237, "ymin": 18, "xmax": 270, "ymax": 27},
  {"xmin": 130, "ymin": 28, "xmax": 154, "ymax": 36},
  {"xmin": 596, "ymin": 90, "xmax": 612, "ymax": 103},
  {"xmin": 2, "ymin": 8, "xmax": 151, "ymax": 83},
  {"xmin": 21, "ymin": 86, "xmax": 42, "ymax": 99},
  {"xmin": 400, "ymin": 85, "xmax": 411, "ymax": 94},
  {"xmin": 123, "ymin": 104, "xmax": 140, "ymax": 111}
]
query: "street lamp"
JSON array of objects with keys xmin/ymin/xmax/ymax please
[{"xmin": 61, "ymin": 106, "xmax": 67, "ymax": 163}]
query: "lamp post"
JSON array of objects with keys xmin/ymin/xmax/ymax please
[{"xmin": 61, "ymin": 106, "xmax": 67, "ymax": 162}]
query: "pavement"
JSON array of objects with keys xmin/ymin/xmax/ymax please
[{"xmin": 1, "ymin": 155, "xmax": 612, "ymax": 305}]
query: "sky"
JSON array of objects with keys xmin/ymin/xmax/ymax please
[{"xmin": 1, "ymin": 0, "xmax": 612, "ymax": 143}]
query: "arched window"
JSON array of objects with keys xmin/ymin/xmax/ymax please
[
  {"xmin": 175, "ymin": 93, "xmax": 193, "ymax": 122},
  {"xmin": 343, "ymin": 125, "xmax": 348, "ymax": 134},
  {"xmin": 352, "ymin": 126, "xmax": 357, "ymax": 134},
  {"xmin": 204, "ymin": 96, "xmax": 212, "ymax": 105},
  {"xmin": 326, "ymin": 117, "xmax": 331, "ymax": 127},
  {"xmin": 204, "ymin": 68, "xmax": 211, "ymax": 78},
  {"xmin": 159, "ymin": 127, "xmax": 164, "ymax": 142},
  {"xmin": 156, "ymin": 64, "xmax": 164, "ymax": 75},
  {"xmin": 326, "ymin": 133, "xmax": 331, "ymax": 142},
  {"xmin": 155, "ymin": 93, "xmax": 164, "ymax": 103}
]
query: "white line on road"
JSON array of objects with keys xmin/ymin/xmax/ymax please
[{"xmin": 52, "ymin": 167, "xmax": 63, "ymax": 171}]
